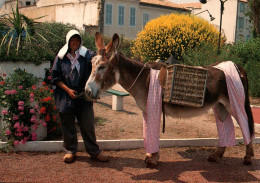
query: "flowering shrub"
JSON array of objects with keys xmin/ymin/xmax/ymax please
[
  {"xmin": 0, "ymin": 69, "xmax": 60, "ymax": 150},
  {"xmin": 35, "ymin": 81, "xmax": 61, "ymax": 139},
  {"xmin": 132, "ymin": 13, "xmax": 226, "ymax": 62}
]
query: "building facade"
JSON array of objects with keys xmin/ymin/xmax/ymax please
[
  {"xmin": 180, "ymin": 0, "xmax": 252, "ymax": 43},
  {"xmin": 0, "ymin": 0, "xmax": 189, "ymax": 39}
]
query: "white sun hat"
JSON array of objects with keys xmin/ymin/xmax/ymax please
[{"xmin": 57, "ymin": 29, "xmax": 89, "ymax": 59}]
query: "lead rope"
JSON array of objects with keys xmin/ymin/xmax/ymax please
[{"xmin": 127, "ymin": 63, "xmax": 148, "ymax": 91}]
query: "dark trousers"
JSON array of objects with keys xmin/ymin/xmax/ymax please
[{"xmin": 59, "ymin": 101, "xmax": 101, "ymax": 158}]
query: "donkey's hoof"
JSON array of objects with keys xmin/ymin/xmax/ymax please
[
  {"xmin": 146, "ymin": 160, "xmax": 158, "ymax": 169},
  {"xmin": 207, "ymin": 156, "xmax": 217, "ymax": 162},
  {"xmin": 243, "ymin": 157, "xmax": 252, "ymax": 166},
  {"xmin": 144, "ymin": 152, "xmax": 159, "ymax": 168},
  {"xmin": 145, "ymin": 158, "xmax": 158, "ymax": 168}
]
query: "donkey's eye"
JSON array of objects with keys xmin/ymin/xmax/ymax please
[{"xmin": 98, "ymin": 66, "xmax": 106, "ymax": 70}]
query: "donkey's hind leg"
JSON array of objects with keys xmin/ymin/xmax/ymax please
[
  {"xmin": 208, "ymin": 147, "xmax": 226, "ymax": 162},
  {"xmin": 244, "ymin": 141, "xmax": 254, "ymax": 165}
]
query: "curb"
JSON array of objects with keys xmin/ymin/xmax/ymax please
[{"xmin": 1, "ymin": 137, "xmax": 260, "ymax": 152}]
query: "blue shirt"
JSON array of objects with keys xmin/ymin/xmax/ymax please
[{"xmin": 51, "ymin": 50, "xmax": 95, "ymax": 113}]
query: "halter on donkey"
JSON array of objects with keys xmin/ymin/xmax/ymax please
[{"xmin": 85, "ymin": 33, "xmax": 255, "ymax": 168}]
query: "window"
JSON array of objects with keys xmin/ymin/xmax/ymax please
[
  {"xmin": 26, "ymin": 1, "xmax": 31, "ymax": 6},
  {"xmin": 130, "ymin": 7, "xmax": 136, "ymax": 26},
  {"xmin": 240, "ymin": 3, "xmax": 246, "ymax": 13},
  {"xmin": 105, "ymin": 4, "xmax": 112, "ymax": 25},
  {"xmin": 238, "ymin": 17, "xmax": 244, "ymax": 29},
  {"xmin": 143, "ymin": 13, "xmax": 149, "ymax": 26},
  {"xmin": 118, "ymin": 5, "xmax": 124, "ymax": 26}
]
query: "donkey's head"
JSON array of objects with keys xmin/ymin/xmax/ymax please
[{"xmin": 85, "ymin": 32, "xmax": 120, "ymax": 100}]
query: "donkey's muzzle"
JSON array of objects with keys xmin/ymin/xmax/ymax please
[{"xmin": 85, "ymin": 88, "xmax": 100, "ymax": 100}]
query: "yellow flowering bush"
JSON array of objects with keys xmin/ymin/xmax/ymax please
[{"xmin": 132, "ymin": 13, "xmax": 225, "ymax": 62}]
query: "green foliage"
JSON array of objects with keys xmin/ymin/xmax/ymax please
[
  {"xmin": 34, "ymin": 22, "xmax": 78, "ymax": 55},
  {"xmin": 0, "ymin": 0, "xmax": 47, "ymax": 55},
  {"xmin": 182, "ymin": 38, "xmax": 260, "ymax": 97},
  {"xmin": 0, "ymin": 22, "xmax": 98, "ymax": 65},
  {"xmin": 103, "ymin": 35, "xmax": 133, "ymax": 58},
  {"xmin": 6, "ymin": 68, "xmax": 39, "ymax": 88}
]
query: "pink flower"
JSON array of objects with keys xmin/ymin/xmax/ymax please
[
  {"xmin": 16, "ymin": 127, "xmax": 23, "ymax": 133},
  {"xmin": 31, "ymin": 85, "xmax": 37, "ymax": 90},
  {"xmin": 14, "ymin": 122, "xmax": 20, "ymax": 128},
  {"xmin": 23, "ymin": 127, "xmax": 29, "ymax": 132},
  {"xmin": 33, "ymin": 125, "xmax": 37, "ymax": 130},
  {"xmin": 2, "ymin": 110, "xmax": 8, "ymax": 115},
  {"xmin": 5, "ymin": 130, "xmax": 11, "ymax": 135},
  {"xmin": 30, "ymin": 115, "xmax": 37, "ymax": 123},
  {"xmin": 35, "ymin": 105, "xmax": 39, "ymax": 109},
  {"xmin": 15, "ymin": 132, "xmax": 23, "ymax": 136},
  {"xmin": 30, "ymin": 93, "xmax": 34, "ymax": 98},
  {"xmin": 30, "ymin": 109, "xmax": 35, "ymax": 114},
  {"xmin": 20, "ymin": 139, "xmax": 26, "ymax": 144},
  {"xmin": 18, "ymin": 106, "xmax": 24, "ymax": 111},
  {"xmin": 18, "ymin": 101, "xmax": 24, "ymax": 106},
  {"xmin": 5, "ymin": 90, "xmax": 11, "ymax": 95},
  {"xmin": 13, "ymin": 115, "xmax": 19, "ymax": 120},
  {"xmin": 18, "ymin": 85, "xmax": 23, "ymax": 89},
  {"xmin": 24, "ymin": 137, "xmax": 29, "ymax": 141},
  {"xmin": 30, "ymin": 98, "xmax": 34, "ymax": 102},
  {"xmin": 43, "ymin": 122, "xmax": 47, "ymax": 127},
  {"xmin": 11, "ymin": 89, "xmax": 17, "ymax": 94},
  {"xmin": 14, "ymin": 141, "xmax": 20, "ymax": 146},
  {"xmin": 31, "ymin": 132, "xmax": 36, "ymax": 137},
  {"xmin": 31, "ymin": 135, "xmax": 37, "ymax": 141},
  {"xmin": 20, "ymin": 112, "xmax": 24, "ymax": 115},
  {"xmin": 47, "ymin": 76, "xmax": 52, "ymax": 80}
]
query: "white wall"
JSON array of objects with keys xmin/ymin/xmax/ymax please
[
  {"xmin": 194, "ymin": 0, "xmax": 238, "ymax": 43},
  {"xmin": 169, "ymin": 0, "xmax": 199, "ymax": 3},
  {"xmin": 56, "ymin": 2, "xmax": 99, "ymax": 29},
  {"xmin": 0, "ymin": 0, "xmax": 5, "ymax": 8}
]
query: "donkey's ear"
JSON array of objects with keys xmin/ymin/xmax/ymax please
[
  {"xmin": 106, "ymin": 33, "xmax": 120, "ymax": 55},
  {"xmin": 95, "ymin": 32, "xmax": 105, "ymax": 51}
]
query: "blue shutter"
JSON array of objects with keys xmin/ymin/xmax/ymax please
[
  {"xmin": 130, "ymin": 7, "xmax": 136, "ymax": 26},
  {"xmin": 105, "ymin": 4, "xmax": 112, "ymax": 25},
  {"xmin": 118, "ymin": 6, "xmax": 124, "ymax": 26}
]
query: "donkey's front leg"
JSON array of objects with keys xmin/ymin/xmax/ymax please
[
  {"xmin": 208, "ymin": 147, "xmax": 226, "ymax": 162},
  {"xmin": 244, "ymin": 141, "xmax": 254, "ymax": 165},
  {"xmin": 145, "ymin": 152, "xmax": 160, "ymax": 168}
]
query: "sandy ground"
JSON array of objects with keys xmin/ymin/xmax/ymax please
[
  {"xmin": 1, "ymin": 145, "xmax": 260, "ymax": 183},
  {"xmin": 91, "ymin": 92, "xmax": 260, "ymax": 141},
  {"xmin": 1, "ymin": 89, "xmax": 260, "ymax": 183}
]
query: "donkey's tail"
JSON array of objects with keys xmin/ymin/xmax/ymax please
[{"xmin": 236, "ymin": 64, "xmax": 255, "ymax": 137}]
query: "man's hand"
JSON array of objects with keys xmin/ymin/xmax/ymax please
[
  {"xmin": 56, "ymin": 81, "xmax": 78, "ymax": 99},
  {"xmin": 67, "ymin": 89, "xmax": 78, "ymax": 99}
]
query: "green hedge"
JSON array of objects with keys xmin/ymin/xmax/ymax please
[
  {"xmin": 182, "ymin": 38, "xmax": 260, "ymax": 97},
  {"xmin": 0, "ymin": 22, "xmax": 96, "ymax": 65}
]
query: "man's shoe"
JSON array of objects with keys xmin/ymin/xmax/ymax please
[
  {"xmin": 96, "ymin": 152, "xmax": 110, "ymax": 162},
  {"xmin": 63, "ymin": 153, "xmax": 76, "ymax": 163}
]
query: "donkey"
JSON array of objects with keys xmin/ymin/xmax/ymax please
[{"xmin": 85, "ymin": 32, "xmax": 254, "ymax": 168}]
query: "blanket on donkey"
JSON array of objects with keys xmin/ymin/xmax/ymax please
[
  {"xmin": 143, "ymin": 62, "xmax": 253, "ymax": 153},
  {"xmin": 143, "ymin": 69, "xmax": 162, "ymax": 154},
  {"xmin": 214, "ymin": 61, "xmax": 254, "ymax": 146}
]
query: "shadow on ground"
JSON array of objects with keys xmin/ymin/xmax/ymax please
[{"xmin": 77, "ymin": 147, "xmax": 260, "ymax": 183}]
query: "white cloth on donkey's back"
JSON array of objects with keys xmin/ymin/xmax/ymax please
[
  {"xmin": 214, "ymin": 61, "xmax": 254, "ymax": 146},
  {"xmin": 143, "ymin": 69, "xmax": 162, "ymax": 154}
]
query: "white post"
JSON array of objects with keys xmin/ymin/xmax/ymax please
[{"xmin": 112, "ymin": 95, "xmax": 124, "ymax": 111}]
